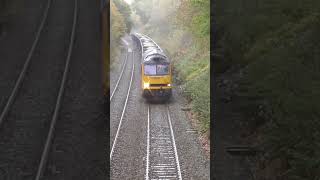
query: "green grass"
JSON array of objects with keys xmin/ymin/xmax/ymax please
[
  {"xmin": 173, "ymin": 43, "xmax": 210, "ymax": 135},
  {"xmin": 184, "ymin": 66, "xmax": 210, "ymax": 132}
]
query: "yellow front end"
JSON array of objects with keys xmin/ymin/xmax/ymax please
[{"xmin": 141, "ymin": 65, "xmax": 172, "ymax": 98}]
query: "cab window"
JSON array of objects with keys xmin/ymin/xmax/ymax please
[
  {"xmin": 156, "ymin": 64, "xmax": 169, "ymax": 75},
  {"xmin": 144, "ymin": 64, "xmax": 169, "ymax": 75},
  {"xmin": 144, "ymin": 65, "xmax": 157, "ymax": 75}
]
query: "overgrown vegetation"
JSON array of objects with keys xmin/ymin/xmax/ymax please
[
  {"xmin": 174, "ymin": 0, "xmax": 210, "ymax": 133},
  {"xmin": 216, "ymin": 0, "xmax": 320, "ymax": 179},
  {"xmin": 113, "ymin": 0, "xmax": 132, "ymax": 33},
  {"xmin": 131, "ymin": 0, "xmax": 210, "ymax": 135},
  {"xmin": 110, "ymin": 0, "xmax": 132, "ymax": 66}
]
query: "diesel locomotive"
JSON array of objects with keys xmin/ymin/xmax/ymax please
[{"xmin": 132, "ymin": 33, "xmax": 172, "ymax": 100}]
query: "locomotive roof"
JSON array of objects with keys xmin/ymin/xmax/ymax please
[{"xmin": 133, "ymin": 33, "xmax": 169, "ymax": 63}]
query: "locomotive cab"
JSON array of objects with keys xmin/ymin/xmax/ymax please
[{"xmin": 142, "ymin": 55, "xmax": 172, "ymax": 98}]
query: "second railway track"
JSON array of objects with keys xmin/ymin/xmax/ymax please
[
  {"xmin": 0, "ymin": 0, "xmax": 78, "ymax": 179},
  {"xmin": 110, "ymin": 47, "xmax": 129, "ymax": 101},
  {"xmin": 110, "ymin": 48, "xmax": 135, "ymax": 159}
]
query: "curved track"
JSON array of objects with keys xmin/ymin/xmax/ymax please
[
  {"xmin": 110, "ymin": 48, "xmax": 128, "ymax": 101},
  {"xmin": 0, "ymin": 0, "xmax": 78, "ymax": 179},
  {"xmin": 0, "ymin": 0, "xmax": 52, "ymax": 126},
  {"xmin": 110, "ymin": 49, "xmax": 135, "ymax": 159},
  {"xmin": 35, "ymin": 0, "xmax": 78, "ymax": 179},
  {"xmin": 41, "ymin": 0, "xmax": 106, "ymax": 178}
]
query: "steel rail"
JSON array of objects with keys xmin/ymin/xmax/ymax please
[
  {"xmin": 110, "ymin": 48, "xmax": 128, "ymax": 101},
  {"xmin": 166, "ymin": 105, "xmax": 182, "ymax": 180},
  {"xmin": 0, "ymin": 0, "xmax": 52, "ymax": 126},
  {"xmin": 34, "ymin": 0, "xmax": 78, "ymax": 179},
  {"xmin": 110, "ymin": 51, "xmax": 135, "ymax": 160},
  {"xmin": 145, "ymin": 105, "xmax": 182, "ymax": 180},
  {"xmin": 145, "ymin": 105, "xmax": 150, "ymax": 180}
]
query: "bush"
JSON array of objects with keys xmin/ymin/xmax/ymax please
[
  {"xmin": 239, "ymin": 13, "xmax": 320, "ymax": 179},
  {"xmin": 185, "ymin": 67, "xmax": 210, "ymax": 132},
  {"xmin": 216, "ymin": 0, "xmax": 320, "ymax": 178},
  {"xmin": 110, "ymin": 0, "xmax": 130, "ymax": 66},
  {"xmin": 174, "ymin": 43, "xmax": 210, "ymax": 134}
]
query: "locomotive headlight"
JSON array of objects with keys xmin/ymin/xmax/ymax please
[
  {"xmin": 167, "ymin": 84, "xmax": 171, "ymax": 87},
  {"xmin": 144, "ymin": 82, "xmax": 150, "ymax": 89}
]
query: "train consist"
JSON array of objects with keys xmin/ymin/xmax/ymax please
[{"xmin": 132, "ymin": 33, "xmax": 172, "ymax": 100}]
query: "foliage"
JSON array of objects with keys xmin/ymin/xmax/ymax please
[
  {"xmin": 173, "ymin": 0, "xmax": 210, "ymax": 134},
  {"xmin": 242, "ymin": 14, "xmax": 320, "ymax": 179},
  {"xmin": 113, "ymin": 0, "xmax": 132, "ymax": 33},
  {"xmin": 216, "ymin": 0, "xmax": 320, "ymax": 178},
  {"xmin": 176, "ymin": 0, "xmax": 210, "ymax": 41},
  {"xmin": 111, "ymin": 0, "xmax": 126, "ymax": 40},
  {"xmin": 171, "ymin": 39, "xmax": 210, "ymax": 132},
  {"xmin": 215, "ymin": 0, "xmax": 320, "ymax": 73},
  {"xmin": 110, "ymin": 0, "xmax": 131, "ymax": 66},
  {"xmin": 164, "ymin": 0, "xmax": 210, "ymax": 134}
]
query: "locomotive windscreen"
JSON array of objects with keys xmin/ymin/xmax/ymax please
[{"xmin": 144, "ymin": 64, "xmax": 169, "ymax": 75}]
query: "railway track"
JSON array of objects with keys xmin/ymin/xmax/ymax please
[
  {"xmin": 110, "ymin": 47, "xmax": 129, "ymax": 101},
  {"xmin": 0, "ymin": 0, "xmax": 52, "ymax": 126},
  {"xmin": 35, "ymin": 0, "xmax": 78, "ymax": 179},
  {"xmin": 110, "ymin": 41, "xmax": 183, "ymax": 179},
  {"xmin": 146, "ymin": 104, "xmax": 182, "ymax": 180},
  {"xmin": 0, "ymin": 0, "xmax": 78, "ymax": 179},
  {"xmin": 109, "ymin": 37, "xmax": 182, "ymax": 179},
  {"xmin": 110, "ymin": 49, "xmax": 135, "ymax": 159}
]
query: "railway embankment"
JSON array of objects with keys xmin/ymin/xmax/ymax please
[{"xmin": 215, "ymin": 1, "xmax": 320, "ymax": 179}]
